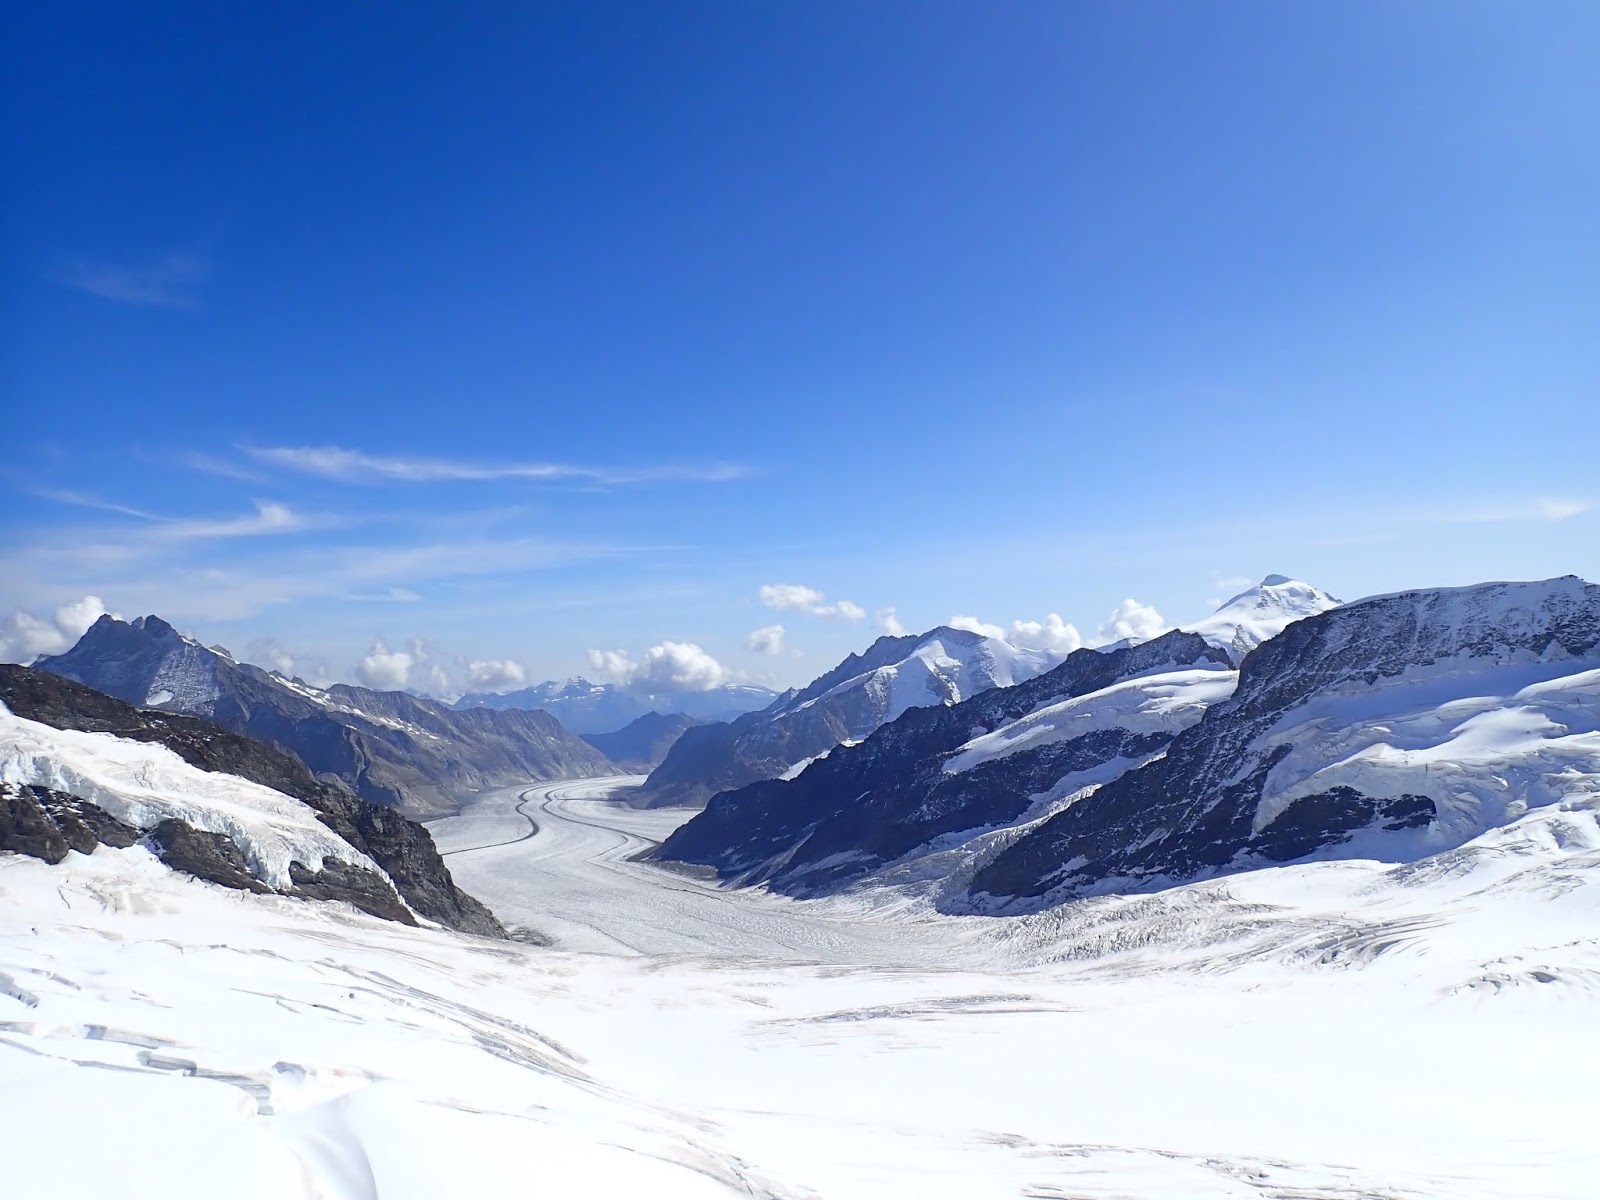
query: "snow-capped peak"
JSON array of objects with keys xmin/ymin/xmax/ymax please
[
  {"xmin": 1182, "ymin": 575, "xmax": 1341, "ymax": 662},
  {"xmin": 771, "ymin": 624, "xmax": 1068, "ymax": 725}
]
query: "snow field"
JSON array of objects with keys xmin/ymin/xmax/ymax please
[
  {"xmin": 4, "ymin": 790, "xmax": 1599, "ymax": 1200},
  {"xmin": 1254, "ymin": 663, "xmax": 1600, "ymax": 852}
]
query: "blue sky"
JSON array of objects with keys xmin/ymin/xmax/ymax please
[{"xmin": 3, "ymin": 2, "xmax": 1596, "ymax": 693}]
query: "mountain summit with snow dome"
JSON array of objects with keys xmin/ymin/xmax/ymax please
[{"xmin": 1180, "ymin": 574, "xmax": 1342, "ymax": 661}]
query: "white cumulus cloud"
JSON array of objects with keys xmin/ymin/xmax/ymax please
[
  {"xmin": 586, "ymin": 648, "xmax": 634, "ymax": 680},
  {"xmin": 745, "ymin": 625, "xmax": 785, "ymax": 656},
  {"xmin": 759, "ymin": 584, "xmax": 825, "ymax": 610},
  {"xmin": 1097, "ymin": 599, "xmax": 1168, "ymax": 645},
  {"xmin": 356, "ymin": 639, "xmax": 415, "ymax": 690},
  {"xmin": 466, "ymin": 658, "xmax": 527, "ymax": 692},
  {"xmin": 947, "ymin": 611, "xmax": 1084, "ymax": 655},
  {"xmin": 948, "ymin": 614, "xmax": 1006, "ymax": 639},
  {"xmin": 1009, "ymin": 613, "xmax": 1083, "ymax": 654},
  {"xmin": 0, "ymin": 596, "xmax": 115, "ymax": 663},
  {"xmin": 348, "ymin": 640, "xmax": 527, "ymax": 699},
  {"xmin": 589, "ymin": 642, "xmax": 729, "ymax": 693},
  {"xmin": 758, "ymin": 583, "xmax": 866, "ymax": 621},
  {"xmin": 875, "ymin": 607, "xmax": 907, "ymax": 637},
  {"xmin": 244, "ymin": 637, "xmax": 298, "ymax": 676}
]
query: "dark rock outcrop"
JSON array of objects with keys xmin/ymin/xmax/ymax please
[
  {"xmin": 34, "ymin": 616, "xmax": 620, "ymax": 819},
  {"xmin": 146, "ymin": 818, "xmax": 273, "ymax": 894},
  {"xmin": 283, "ymin": 857, "xmax": 417, "ymax": 924},
  {"xmin": 2, "ymin": 783, "xmax": 141, "ymax": 863},
  {"xmin": 2, "ymin": 781, "xmax": 419, "ymax": 924},
  {"xmin": 1, "ymin": 664, "xmax": 504, "ymax": 936},
  {"xmin": 655, "ymin": 631, "xmax": 1232, "ymax": 893}
]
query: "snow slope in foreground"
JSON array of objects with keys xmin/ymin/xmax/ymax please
[{"xmin": 4, "ymin": 785, "xmax": 1600, "ymax": 1199}]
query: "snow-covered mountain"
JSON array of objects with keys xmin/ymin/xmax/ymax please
[
  {"xmin": 636, "ymin": 625, "xmax": 1073, "ymax": 808},
  {"xmin": 653, "ymin": 630, "xmax": 1234, "ymax": 892},
  {"xmin": 653, "ymin": 575, "xmax": 1597, "ymax": 909},
  {"xmin": 0, "ymin": 664, "xmax": 502, "ymax": 935},
  {"xmin": 453, "ymin": 678, "xmax": 777, "ymax": 733},
  {"xmin": 1180, "ymin": 574, "xmax": 1340, "ymax": 661},
  {"xmin": 648, "ymin": 580, "xmax": 1335, "ymax": 890},
  {"xmin": 35, "ymin": 616, "xmax": 619, "ymax": 818},
  {"xmin": 969, "ymin": 575, "xmax": 1600, "ymax": 908}
]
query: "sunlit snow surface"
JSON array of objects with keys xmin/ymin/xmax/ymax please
[
  {"xmin": 5, "ymin": 774, "xmax": 1600, "ymax": 1199},
  {"xmin": 942, "ymin": 666, "xmax": 1237, "ymax": 776}
]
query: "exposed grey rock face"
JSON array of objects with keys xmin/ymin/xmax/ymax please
[
  {"xmin": 0, "ymin": 664, "xmax": 504, "ymax": 937},
  {"xmin": 654, "ymin": 632, "xmax": 1232, "ymax": 892},
  {"xmin": 2, "ymin": 783, "xmax": 140, "ymax": 863},
  {"xmin": 638, "ymin": 626, "xmax": 1063, "ymax": 808},
  {"xmin": 145, "ymin": 818, "xmax": 274, "ymax": 895},
  {"xmin": 34, "ymin": 615, "xmax": 620, "ymax": 818},
  {"xmin": 1, "ymin": 783, "xmax": 419, "ymax": 925},
  {"xmin": 580, "ymin": 711, "xmax": 701, "ymax": 771},
  {"xmin": 967, "ymin": 577, "xmax": 1600, "ymax": 908},
  {"xmin": 453, "ymin": 679, "xmax": 777, "ymax": 732}
]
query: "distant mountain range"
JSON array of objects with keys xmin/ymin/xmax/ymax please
[
  {"xmin": 453, "ymin": 678, "xmax": 777, "ymax": 733},
  {"xmin": 580, "ymin": 711, "xmax": 702, "ymax": 771},
  {"xmin": 654, "ymin": 575, "xmax": 1600, "ymax": 911},
  {"xmin": 636, "ymin": 576, "xmax": 1338, "ymax": 809},
  {"xmin": 34, "ymin": 616, "xmax": 620, "ymax": 819}
]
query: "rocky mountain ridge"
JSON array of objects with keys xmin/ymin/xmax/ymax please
[
  {"xmin": 35, "ymin": 615, "xmax": 619, "ymax": 818},
  {"xmin": 654, "ymin": 576, "xmax": 1600, "ymax": 915},
  {"xmin": 580, "ymin": 711, "xmax": 701, "ymax": 771},
  {"xmin": 968, "ymin": 575, "xmax": 1600, "ymax": 906},
  {"xmin": 653, "ymin": 630, "xmax": 1233, "ymax": 890},
  {"xmin": 0, "ymin": 664, "xmax": 505, "ymax": 936},
  {"xmin": 637, "ymin": 624, "xmax": 1071, "ymax": 808}
]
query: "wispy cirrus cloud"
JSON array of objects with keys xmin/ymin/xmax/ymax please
[
  {"xmin": 176, "ymin": 451, "xmax": 272, "ymax": 484},
  {"xmin": 0, "ymin": 527, "xmax": 634, "ymax": 623},
  {"xmin": 27, "ymin": 488, "xmax": 160, "ymax": 522},
  {"xmin": 30, "ymin": 490, "xmax": 329, "ymax": 541},
  {"xmin": 243, "ymin": 444, "xmax": 750, "ymax": 487},
  {"xmin": 149, "ymin": 500, "xmax": 314, "ymax": 540},
  {"xmin": 54, "ymin": 252, "xmax": 208, "ymax": 308},
  {"xmin": 1456, "ymin": 497, "xmax": 1595, "ymax": 524}
]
